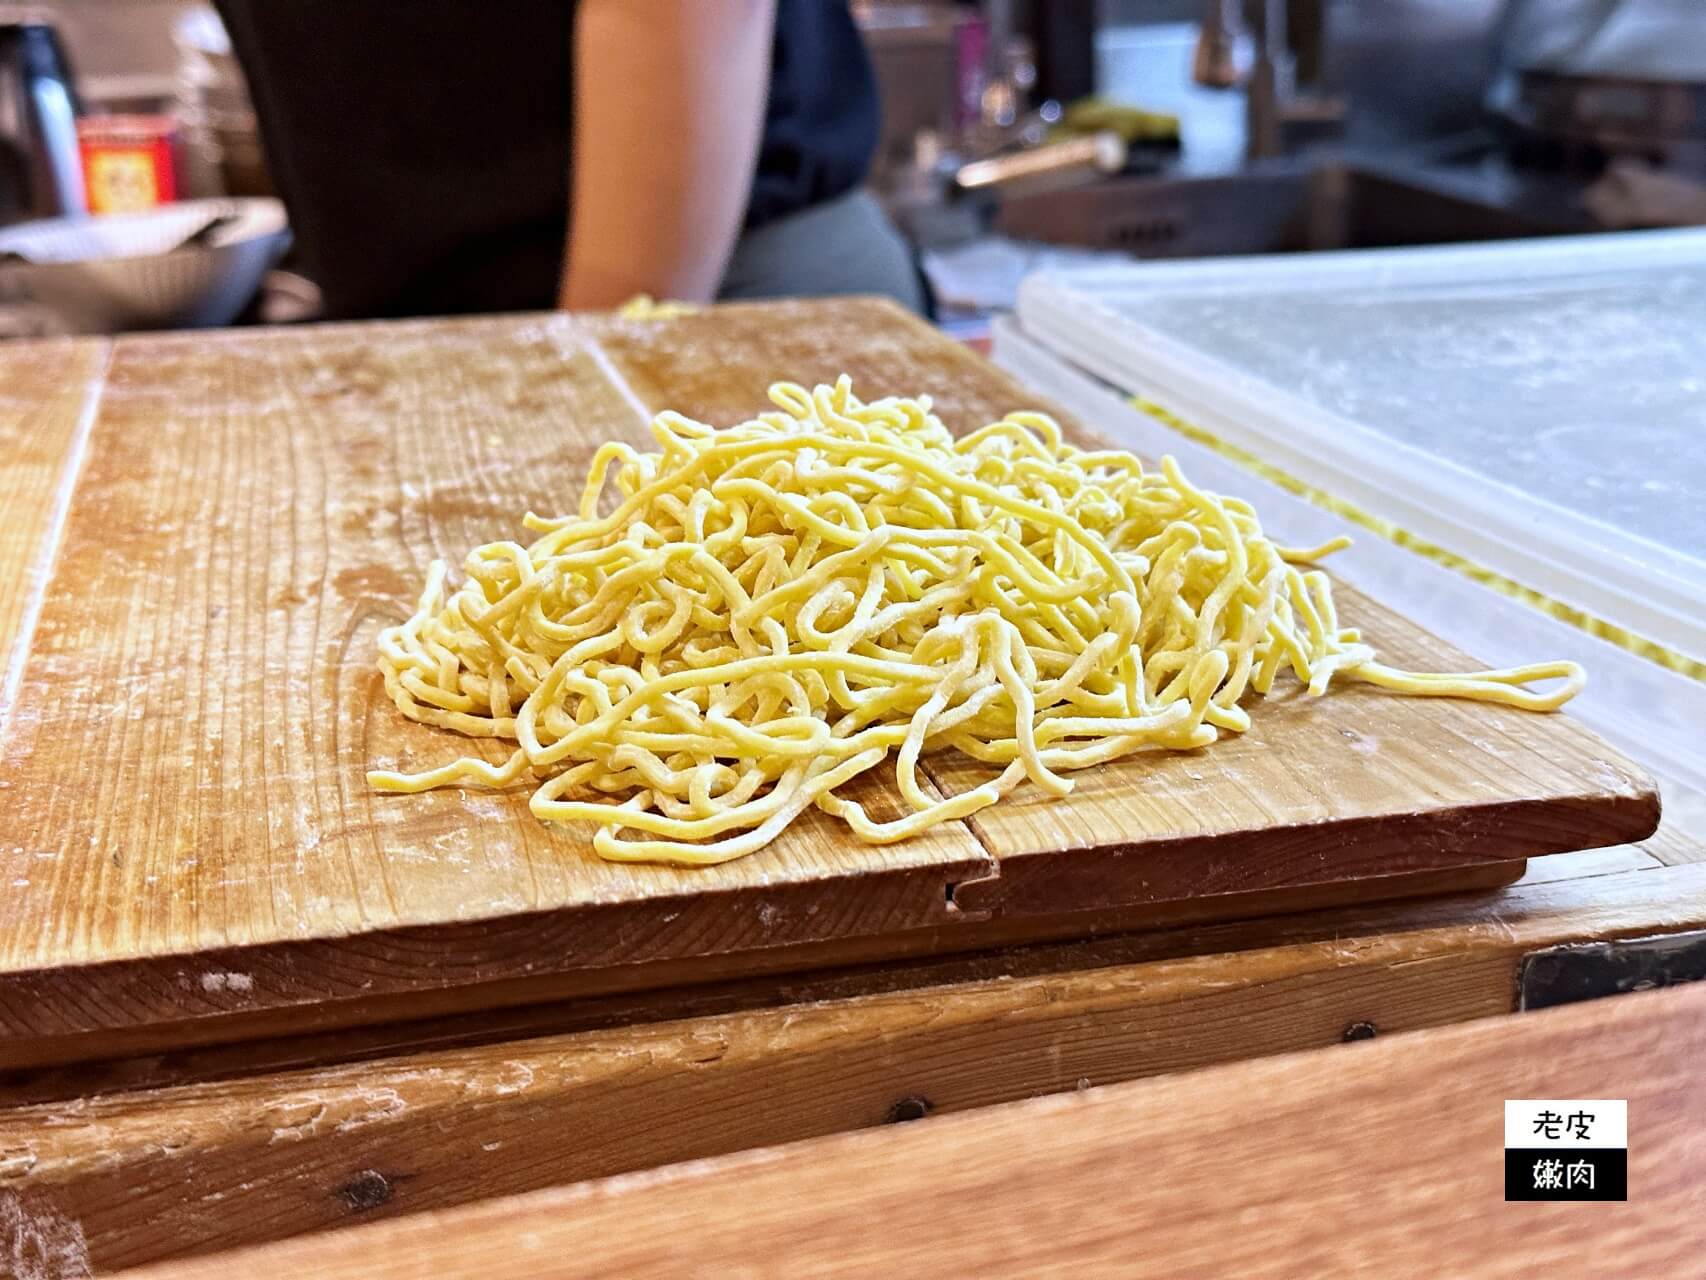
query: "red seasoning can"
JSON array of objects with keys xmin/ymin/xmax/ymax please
[{"xmin": 77, "ymin": 115, "xmax": 181, "ymax": 214}]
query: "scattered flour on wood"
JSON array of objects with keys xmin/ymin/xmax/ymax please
[{"xmin": 199, "ymin": 971, "xmax": 255, "ymax": 994}]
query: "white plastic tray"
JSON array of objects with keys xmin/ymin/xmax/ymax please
[
  {"xmin": 1015, "ymin": 229, "xmax": 1706, "ymax": 670},
  {"xmin": 993, "ymin": 312, "xmax": 1706, "ymax": 822}
]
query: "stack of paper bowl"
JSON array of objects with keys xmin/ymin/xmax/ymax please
[{"xmin": 0, "ymin": 197, "xmax": 290, "ymax": 332}]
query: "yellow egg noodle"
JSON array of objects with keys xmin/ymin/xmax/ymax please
[
  {"xmin": 369, "ymin": 376, "xmax": 1584, "ymax": 867},
  {"xmin": 616, "ymin": 294, "xmax": 701, "ymax": 321}
]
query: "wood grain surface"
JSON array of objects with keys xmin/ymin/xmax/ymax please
[
  {"xmin": 116, "ymin": 979, "xmax": 1706, "ymax": 1280},
  {"xmin": 0, "ymin": 302, "xmax": 1658, "ymax": 1067},
  {"xmin": 3, "ymin": 854, "xmax": 1699, "ymax": 1274}
]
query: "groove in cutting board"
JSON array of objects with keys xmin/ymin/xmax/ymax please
[{"xmin": 0, "ymin": 338, "xmax": 111, "ymax": 732}]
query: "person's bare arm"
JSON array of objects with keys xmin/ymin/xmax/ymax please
[{"xmin": 560, "ymin": 0, "xmax": 775, "ymax": 310}]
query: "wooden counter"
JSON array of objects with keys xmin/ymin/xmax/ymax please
[
  {"xmin": 118, "ymin": 976, "xmax": 1706, "ymax": 1279},
  {"xmin": 0, "ymin": 834, "xmax": 1698, "ymax": 1274},
  {"xmin": 0, "ymin": 305, "xmax": 1698, "ymax": 1275},
  {"xmin": 0, "ymin": 303, "xmax": 1660, "ymax": 1065}
]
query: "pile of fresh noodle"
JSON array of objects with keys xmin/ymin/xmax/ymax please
[{"xmin": 370, "ymin": 377, "xmax": 1583, "ymax": 866}]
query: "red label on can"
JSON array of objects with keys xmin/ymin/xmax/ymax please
[{"xmin": 78, "ymin": 116, "xmax": 180, "ymax": 214}]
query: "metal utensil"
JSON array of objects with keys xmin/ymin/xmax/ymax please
[
  {"xmin": 954, "ymin": 131, "xmax": 1128, "ymax": 197},
  {"xmin": 0, "ymin": 20, "xmax": 85, "ymax": 224},
  {"xmin": 1192, "ymin": 0, "xmax": 1244, "ymax": 90}
]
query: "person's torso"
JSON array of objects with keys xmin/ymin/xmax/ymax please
[{"xmin": 216, "ymin": 0, "xmax": 879, "ymax": 319}]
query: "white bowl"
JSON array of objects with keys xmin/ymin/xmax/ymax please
[{"xmin": 0, "ymin": 198, "xmax": 290, "ymax": 333}]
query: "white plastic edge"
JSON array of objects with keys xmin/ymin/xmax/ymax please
[
  {"xmin": 993, "ymin": 313, "xmax": 1706, "ymax": 827},
  {"xmin": 1014, "ymin": 231, "xmax": 1706, "ymax": 665}
]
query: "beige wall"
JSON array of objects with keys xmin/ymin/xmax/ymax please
[{"xmin": 33, "ymin": 0, "xmax": 198, "ymax": 85}]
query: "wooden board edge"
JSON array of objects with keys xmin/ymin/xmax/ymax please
[
  {"xmin": 953, "ymin": 788, "xmax": 1661, "ymax": 916},
  {"xmin": 0, "ymin": 846, "xmax": 1537, "ymax": 1074},
  {"xmin": 0, "ymin": 860, "xmax": 1524, "ymax": 1100},
  {"xmin": 0, "ymin": 855, "xmax": 988, "ymax": 1070}
]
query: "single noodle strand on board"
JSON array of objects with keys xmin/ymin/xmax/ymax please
[{"xmin": 369, "ymin": 376, "xmax": 1584, "ymax": 867}]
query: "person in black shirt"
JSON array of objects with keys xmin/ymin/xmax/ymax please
[{"xmin": 215, "ymin": 0, "xmax": 925, "ymax": 320}]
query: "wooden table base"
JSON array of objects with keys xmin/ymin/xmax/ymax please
[
  {"xmin": 0, "ymin": 829, "xmax": 1698, "ymax": 1275},
  {"xmin": 117, "ymin": 979, "xmax": 1706, "ymax": 1280}
]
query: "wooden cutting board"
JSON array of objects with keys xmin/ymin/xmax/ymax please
[{"xmin": 0, "ymin": 300, "xmax": 1657, "ymax": 1068}]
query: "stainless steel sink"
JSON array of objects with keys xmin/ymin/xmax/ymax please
[{"xmin": 993, "ymin": 161, "xmax": 1593, "ymax": 257}]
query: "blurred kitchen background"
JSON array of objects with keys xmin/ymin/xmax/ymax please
[{"xmin": 4, "ymin": 0, "xmax": 1706, "ymax": 339}]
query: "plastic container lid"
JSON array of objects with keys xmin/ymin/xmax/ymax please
[
  {"xmin": 1017, "ymin": 229, "xmax": 1706, "ymax": 666},
  {"xmin": 1008, "ymin": 227, "xmax": 1706, "ymax": 800}
]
